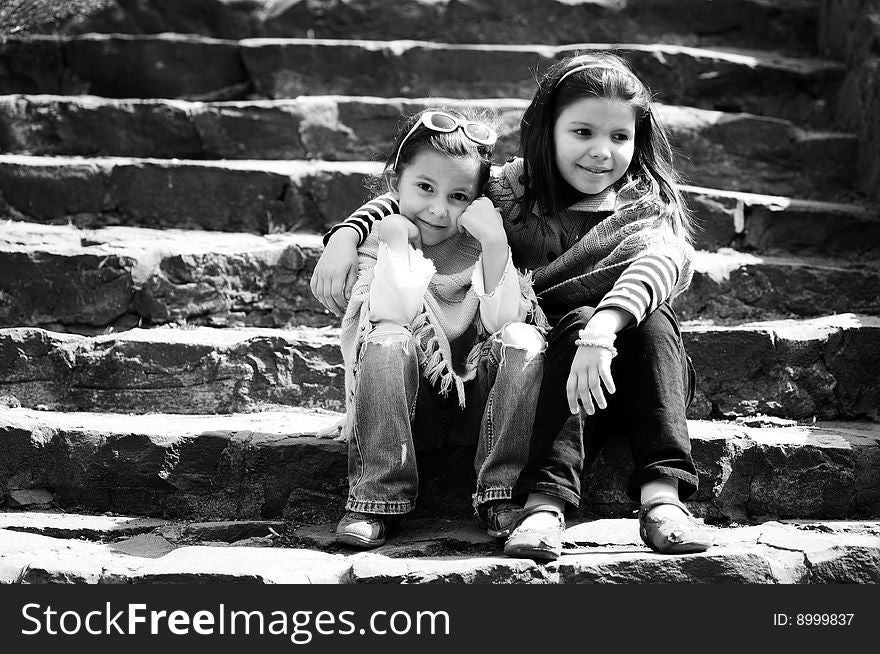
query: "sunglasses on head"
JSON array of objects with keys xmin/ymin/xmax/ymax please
[{"xmin": 393, "ymin": 111, "xmax": 498, "ymax": 170}]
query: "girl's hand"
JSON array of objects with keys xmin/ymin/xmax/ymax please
[
  {"xmin": 566, "ymin": 344, "xmax": 616, "ymax": 415},
  {"xmin": 310, "ymin": 228, "xmax": 360, "ymax": 318},
  {"xmin": 457, "ymin": 197, "xmax": 506, "ymax": 248},
  {"xmin": 377, "ymin": 213, "xmax": 422, "ymax": 254}
]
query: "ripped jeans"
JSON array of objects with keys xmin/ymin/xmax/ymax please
[{"xmin": 346, "ymin": 322, "xmax": 545, "ymax": 515}]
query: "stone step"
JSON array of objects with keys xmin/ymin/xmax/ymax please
[
  {"xmin": 684, "ymin": 186, "xmax": 880, "ymax": 257},
  {"xmin": 0, "ymin": 95, "xmax": 857, "ymax": 199},
  {"xmin": 2, "ymin": 220, "xmax": 878, "ymax": 332},
  {"xmin": 61, "ymin": 0, "xmax": 821, "ymax": 55},
  {"xmin": 0, "ymin": 35, "xmax": 843, "ymax": 125},
  {"xmin": 679, "ymin": 251, "xmax": 880, "ymax": 322},
  {"xmin": 2, "ymin": 314, "xmax": 878, "ymax": 420},
  {"xmin": 2, "ymin": 513, "xmax": 878, "ymax": 584},
  {"xmin": 1, "ymin": 156, "xmax": 875, "ymax": 256},
  {"xmin": 0, "ymin": 407, "xmax": 878, "ymax": 523},
  {"xmin": 0, "ymin": 222, "xmax": 328, "ymax": 331}
]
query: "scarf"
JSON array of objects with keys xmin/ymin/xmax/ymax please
[
  {"xmin": 487, "ymin": 158, "xmax": 694, "ymax": 309},
  {"xmin": 340, "ymin": 228, "xmax": 546, "ymax": 416}
]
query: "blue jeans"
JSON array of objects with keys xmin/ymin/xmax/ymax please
[
  {"xmin": 513, "ymin": 303, "xmax": 698, "ymax": 507},
  {"xmin": 346, "ymin": 322, "xmax": 545, "ymax": 515}
]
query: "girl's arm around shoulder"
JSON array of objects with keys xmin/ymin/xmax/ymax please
[
  {"xmin": 322, "ymin": 193, "xmax": 399, "ymax": 247},
  {"xmin": 312, "ymin": 193, "xmax": 400, "ymax": 317}
]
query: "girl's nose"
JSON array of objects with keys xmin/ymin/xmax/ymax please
[
  {"xmin": 589, "ymin": 139, "xmax": 611, "ymax": 159},
  {"xmin": 429, "ymin": 203, "xmax": 448, "ymax": 217}
]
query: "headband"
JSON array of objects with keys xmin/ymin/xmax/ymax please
[{"xmin": 555, "ymin": 62, "xmax": 640, "ymax": 87}]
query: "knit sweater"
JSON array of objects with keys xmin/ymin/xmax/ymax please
[{"xmin": 326, "ymin": 159, "xmax": 694, "ymax": 325}]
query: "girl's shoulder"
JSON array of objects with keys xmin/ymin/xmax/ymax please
[{"xmin": 486, "ymin": 158, "xmax": 525, "ymax": 215}]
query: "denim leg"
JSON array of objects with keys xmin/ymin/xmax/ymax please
[
  {"xmin": 472, "ymin": 323, "xmax": 546, "ymax": 508},
  {"xmin": 513, "ymin": 303, "xmax": 698, "ymax": 508},
  {"xmin": 346, "ymin": 323, "xmax": 421, "ymax": 515}
]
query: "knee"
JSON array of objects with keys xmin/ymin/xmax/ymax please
[
  {"xmin": 498, "ymin": 322, "xmax": 546, "ymax": 359},
  {"xmin": 364, "ymin": 322, "xmax": 412, "ymax": 344}
]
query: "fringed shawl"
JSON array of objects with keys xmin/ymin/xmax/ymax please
[{"xmin": 340, "ymin": 229, "xmax": 545, "ymax": 420}]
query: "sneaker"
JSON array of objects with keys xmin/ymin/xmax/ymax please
[
  {"xmin": 335, "ymin": 511, "xmax": 399, "ymax": 549},
  {"xmin": 475, "ymin": 500, "xmax": 522, "ymax": 538}
]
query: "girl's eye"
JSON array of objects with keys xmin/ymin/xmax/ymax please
[
  {"xmin": 450, "ymin": 193, "xmax": 471, "ymax": 202},
  {"xmin": 574, "ymin": 128, "xmax": 592, "ymax": 137},
  {"xmin": 416, "ymin": 182, "xmax": 433, "ymax": 192},
  {"xmin": 612, "ymin": 133, "xmax": 631, "ymax": 142}
]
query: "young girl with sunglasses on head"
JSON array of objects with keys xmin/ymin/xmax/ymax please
[
  {"xmin": 332, "ymin": 107, "xmax": 547, "ymax": 549},
  {"xmin": 314, "ymin": 52, "xmax": 714, "ymax": 560}
]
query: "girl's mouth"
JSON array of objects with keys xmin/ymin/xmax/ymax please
[
  {"xmin": 417, "ymin": 218, "xmax": 445, "ymax": 229},
  {"xmin": 578, "ymin": 164, "xmax": 611, "ymax": 175}
]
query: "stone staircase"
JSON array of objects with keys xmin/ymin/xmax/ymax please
[{"xmin": 0, "ymin": 0, "xmax": 879, "ymax": 583}]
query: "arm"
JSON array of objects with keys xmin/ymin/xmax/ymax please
[
  {"xmin": 458, "ymin": 197, "xmax": 527, "ymax": 332},
  {"xmin": 369, "ymin": 214, "xmax": 435, "ymax": 325},
  {"xmin": 310, "ymin": 194, "xmax": 401, "ymax": 317},
  {"xmin": 565, "ymin": 253, "xmax": 681, "ymax": 416}
]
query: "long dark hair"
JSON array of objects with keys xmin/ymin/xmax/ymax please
[{"xmin": 518, "ymin": 52, "xmax": 693, "ymax": 241}]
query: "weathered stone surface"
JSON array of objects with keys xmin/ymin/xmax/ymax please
[
  {"xmin": 0, "ymin": 407, "xmax": 350, "ymax": 519},
  {"xmin": 680, "ymin": 251, "xmax": 880, "ymax": 322},
  {"xmin": 582, "ymin": 420, "xmax": 880, "ymax": 521},
  {"xmin": 0, "ymin": 509, "xmax": 166, "ymax": 538},
  {"xmin": 176, "ymin": 520, "xmax": 286, "ymax": 542},
  {"xmin": 557, "ymin": 547, "xmax": 783, "ymax": 583},
  {"xmin": 0, "ymin": 327, "xmax": 345, "ymax": 413},
  {"xmin": 63, "ymin": 0, "xmax": 820, "ymax": 54},
  {"xmin": 820, "ymin": 0, "xmax": 880, "ymax": 202},
  {"xmin": 0, "ymin": 155, "xmax": 374, "ymax": 233},
  {"xmin": 0, "ymin": 36, "xmax": 843, "ymax": 124},
  {"xmin": 0, "ymin": 96, "xmax": 859, "ymax": 200},
  {"xmin": 4, "ymin": 514, "xmax": 880, "ymax": 584},
  {"xmin": 1, "ymin": 408, "xmax": 878, "ymax": 521},
  {"xmin": 5, "ymin": 488, "xmax": 54, "ymax": 507},
  {"xmin": 685, "ymin": 187, "xmax": 880, "ymax": 256},
  {"xmin": 0, "ymin": 221, "xmax": 329, "ymax": 330},
  {"xmin": 683, "ymin": 314, "xmax": 880, "ymax": 421},
  {"xmin": 1, "ymin": 157, "xmax": 872, "ymax": 269},
  {"xmin": 806, "ymin": 544, "xmax": 880, "ymax": 582},
  {"xmin": 132, "ymin": 546, "xmax": 351, "ymax": 583},
  {"xmin": 109, "ymin": 533, "xmax": 176, "ymax": 558},
  {"xmin": 5, "ymin": 314, "xmax": 878, "ymax": 421},
  {"xmin": 350, "ymin": 553, "xmax": 555, "ymax": 584}
]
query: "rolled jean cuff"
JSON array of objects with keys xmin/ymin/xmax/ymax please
[
  {"xmin": 627, "ymin": 467, "xmax": 699, "ymax": 503},
  {"xmin": 346, "ymin": 498, "xmax": 413, "ymax": 515},
  {"xmin": 472, "ymin": 486, "xmax": 514, "ymax": 508},
  {"xmin": 513, "ymin": 481, "xmax": 581, "ymax": 509}
]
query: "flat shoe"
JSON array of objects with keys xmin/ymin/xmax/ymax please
[
  {"xmin": 503, "ymin": 503, "xmax": 565, "ymax": 562},
  {"xmin": 638, "ymin": 496, "xmax": 714, "ymax": 555}
]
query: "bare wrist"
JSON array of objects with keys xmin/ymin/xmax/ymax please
[{"xmin": 330, "ymin": 226, "xmax": 360, "ymax": 247}]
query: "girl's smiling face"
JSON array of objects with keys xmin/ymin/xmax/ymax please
[
  {"xmin": 553, "ymin": 97, "xmax": 636, "ymax": 195},
  {"xmin": 394, "ymin": 148, "xmax": 481, "ymax": 246}
]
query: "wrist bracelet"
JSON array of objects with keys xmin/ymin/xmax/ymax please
[{"xmin": 575, "ymin": 338, "xmax": 618, "ymax": 358}]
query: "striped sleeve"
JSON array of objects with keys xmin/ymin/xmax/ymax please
[
  {"xmin": 595, "ymin": 254, "xmax": 680, "ymax": 324},
  {"xmin": 322, "ymin": 193, "xmax": 400, "ymax": 246}
]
